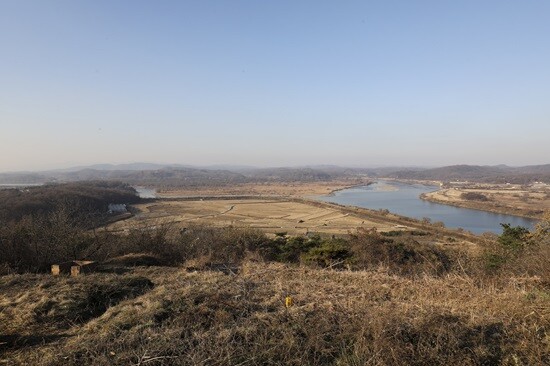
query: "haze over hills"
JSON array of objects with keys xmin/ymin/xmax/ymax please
[
  {"xmin": 0, "ymin": 165, "xmax": 365, "ymax": 187},
  {"xmin": 388, "ymin": 164, "xmax": 550, "ymax": 184},
  {"xmin": 1, "ymin": 163, "xmax": 550, "ymax": 186}
]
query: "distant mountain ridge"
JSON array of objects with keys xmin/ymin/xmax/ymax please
[
  {"xmin": 48, "ymin": 162, "xmax": 200, "ymax": 172},
  {"xmin": 1, "ymin": 163, "xmax": 549, "ymax": 186},
  {"xmin": 0, "ymin": 165, "xmax": 363, "ymax": 187},
  {"xmin": 387, "ymin": 164, "xmax": 550, "ymax": 184}
]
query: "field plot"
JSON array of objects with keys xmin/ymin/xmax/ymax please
[{"xmin": 108, "ymin": 199, "xmax": 398, "ymax": 235}]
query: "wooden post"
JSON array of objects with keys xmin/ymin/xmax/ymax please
[
  {"xmin": 51, "ymin": 265, "xmax": 60, "ymax": 276},
  {"xmin": 71, "ymin": 266, "xmax": 81, "ymax": 277}
]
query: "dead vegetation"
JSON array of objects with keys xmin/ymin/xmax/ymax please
[
  {"xmin": 106, "ymin": 197, "xmax": 394, "ymax": 236},
  {"xmin": 1, "ymin": 261, "xmax": 548, "ymax": 365},
  {"xmin": 155, "ymin": 180, "xmax": 367, "ymax": 197},
  {"xmin": 0, "ymin": 273, "xmax": 153, "ymax": 356},
  {"xmin": 1, "ymin": 208, "xmax": 549, "ymax": 365}
]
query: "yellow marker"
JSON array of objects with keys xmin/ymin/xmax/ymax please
[{"xmin": 285, "ymin": 296, "xmax": 293, "ymax": 308}]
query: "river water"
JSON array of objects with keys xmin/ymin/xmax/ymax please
[{"xmin": 316, "ymin": 180, "xmax": 537, "ymax": 234}]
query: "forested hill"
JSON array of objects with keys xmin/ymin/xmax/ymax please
[
  {"xmin": 2, "ymin": 164, "xmax": 550, "ymax": 186},
  {"xmin": 0, "ymin": 166, "xmax": 365, "ymax": 187},
  {"xmin": 385, "ymin": 164, "xmax": 550, "ymax": 184},
  {"xmin": 0, "ymin": 181, "xmax": 140, "ymax": 223}
]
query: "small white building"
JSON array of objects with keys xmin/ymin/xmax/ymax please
[{"xmin": 108, "ymin": 203, "xmax": 127, "ymax": 213}]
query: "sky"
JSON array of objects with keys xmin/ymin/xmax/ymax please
[{"xmin": 1, "ymin": 0, "xmax": 549, "ymax": 172}]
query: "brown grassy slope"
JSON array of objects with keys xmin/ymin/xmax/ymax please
[{"xmin": 1, "ymin": 263, "xmax": 548, "ymax": 366}]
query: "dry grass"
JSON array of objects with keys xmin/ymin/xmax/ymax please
[
  {"xmin": 156, "ymin": 180, "xmax": 366, "ymax": 197},
  {"xmin": 106, "ymin": 198, "xmax": 401, "ymax": 236},
  {"xmin": 0, "ymin": 273, "xmax": 153, "ymax": 362},
  {"xmin": 2, "ymin": 262, "xmax": 548, "ymax": 365}
]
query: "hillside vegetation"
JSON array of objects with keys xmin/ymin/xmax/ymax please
[
  {"xmin": 0, "ymin": 181, "xmax": 139, "ymax": 223},
  {"xmin": 387, "ymin": 164, "xmax": 550, "ymax": 184},
  {"xmin": 1, "ymin": 211, "xmax": 549, "ymax": 364},
  {"xmin": 0, "ymin": 166, "xmax": 363, "ymax": 188},
  {"xmin": 2, "ymin": 164, "xmax": 550, "ymax": 187},
  {"xmin": 1, "ymin": 182, "xmax": 549, "ymax": 365},
  {"xmin": 2, "ymin": 259, "xmax": 548, "ymax": 366}
]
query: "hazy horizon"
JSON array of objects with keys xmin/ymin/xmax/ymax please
[
  {"xmin": 2, "ymin": 1, "xmax": 549, "ymax": 172},
  {"xmin": 2, "ymin": 160, "xmax": 550, "ymax": 175}
]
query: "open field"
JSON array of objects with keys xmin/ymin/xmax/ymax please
[
  {"xmin": 422, "ymin": 185, "xmax": 550, "ymax": 219},
  {"xmin": 108, "ymin": 198, "xmax": 401, "ymax": 236},
  {"xmin": 156, "ymin": 179, "xmax": 369, "ymax": 198}
]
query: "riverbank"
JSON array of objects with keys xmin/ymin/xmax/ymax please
[
  {"xmin": 155, "ymin": 179, "xmax": 372, "ymax": 198},
  {"xmin": 316, "ymin": 180, "xmax": 537, "ymax": 234},
  {"xmin": 421, "ymin": 187, "xmax": 548, "ymax": 220},
  {"xmin": 106, "ymin": 194, "xmax": 488, "ymax": 248},
  {"xmin": 323, "ymin": 181, "xmax": 374, "ymax": 196}
]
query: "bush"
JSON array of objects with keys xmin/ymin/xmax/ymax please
[
  {"xmin": 482, "ymin": 221, "xmax": 550, "ymax": 281},
  {"xmin": 498, "ymin": 223, "xmax": 530, "ymax": 251},
  {"xmin": 461, "ymin": 192, "xmax": 489, "ymax": 201},
  {"xmin": 275, "ymin": 236, "xmax": 319, "ymax": 263},
  {"xmin": 301, "ymin": 239, "xmax": 352, "ymax": 268},
  {"xmin": 481, "ymin": 224, "xmax": 530, "ymax": 273},
  {"xmin": 348, "ymin": 229, "xmax": 452, "ymax": 276}
]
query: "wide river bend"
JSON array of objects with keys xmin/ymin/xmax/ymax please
[{"xmin": 316, "ymin": 180, "xmax": 537, "ymax": 234}]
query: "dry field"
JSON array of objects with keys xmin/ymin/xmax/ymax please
[
  {"xmin": 108, "ymin": 198, "xmax": 401, "ymax": 235},
  {"xmin": 156, "ymin": 180, "xmax": 368, "ymax": 198},
  {"xmin": 423, "ymin": 186, "xmax": 550, "ymax": 219}
]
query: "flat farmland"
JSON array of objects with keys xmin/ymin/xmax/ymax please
[{"xmin": 108, "ymin": 198, "xmax": 400, "ymax": 235}]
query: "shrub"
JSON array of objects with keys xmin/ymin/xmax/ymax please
[
  {"xmin": 275, "ymin": 236, "xmax": 319, "ymax": 263},
  {"xmin": 301, "ymin": 238, "xmax": 352, "ymax": 268},
  {"xmin": 498, "ymin": 223, "xmax": 530, "ymax": 251},
  {"xmin": 461, "ymin": 192, "xmax": 489, "ymax": 201},
  {"xmin": 482, "ymin": 221, "xmax": 550, "ymax": 281},
  {"xmin": 348, "ymin": 229, "xmax": 452, "ymax": 276},
  {"xmin": 177, "ymin": 225, "xmax": 271, "ymax": 265}
]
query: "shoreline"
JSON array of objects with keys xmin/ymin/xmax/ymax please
[
  {"xmin": 153, "ymin": 179, "xmax": 374, "ymax": 199},
  {"xmin": 323, "ymin": 181, "xmax": 374, "ymax": 197},
  {"xmin": 117, "ymin": 194, "xmax": 486, "ymax": 243},
  {"xmin": 419, "ymin": 192, "xmax": 542, "ymax": 221},
  {"xmin": 145, "ymin": 179, "xmax": 543, "ymax": 224},
  {"xmin": 382, "ymin": 178, "xmax": 545, "ymax": 221}
]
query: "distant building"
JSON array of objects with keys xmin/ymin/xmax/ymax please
[{"xmin": 108, "ymin": 203, "xmax": 127, "ymax": 213}]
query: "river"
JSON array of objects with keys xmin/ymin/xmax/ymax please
[{"xmin": 316, "ymin": 180, "xmax": 537, "ymax": 234}]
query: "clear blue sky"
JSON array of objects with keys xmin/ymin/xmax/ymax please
[{"xmin": 1, "ymin": 0, "xmax": 549, "ymax": 172}]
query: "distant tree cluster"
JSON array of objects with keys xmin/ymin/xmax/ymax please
[
  {"xmin": 460, "ymin": 192, "xmax": 489, "ymax": 201},
  {"xmin": 0, "ymin": 181, "xmax": 140, "ymax": 223},
  {"xmin": 389, "ymin": 164, "xmax": 550, "ymax": 184},
  {"xmin": 0, "ymin": 166, "xmax": 363, "ymax": 188}
]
